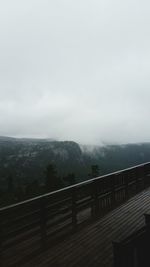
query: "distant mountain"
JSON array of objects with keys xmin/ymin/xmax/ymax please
[
  {"xmin": 0, "ymin": 137, "xmax": 150, "ymax": 190},
  {"xmin": 0, "ymin": 137, "xmax": 90, "ymax": 190},
  {"xmin": 82, "ymin": 143, "xmax": 150, "ymax": 174}
]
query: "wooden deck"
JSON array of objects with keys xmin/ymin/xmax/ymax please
[
  {"xmin": 1, "ymin": 163, "xmax": 150, "ymax": 267},
  {"xmin": 20, "ymin": 187, "xmax": 150, "ymax": 267}
]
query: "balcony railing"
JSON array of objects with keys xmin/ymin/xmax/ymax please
[
  {"xmin": 0, "ymin": 162, "xmax": 150, "ymax": 266},
  {"xmin": 113, "ymin": 214, "xmax": 150, "ymax": 267}
]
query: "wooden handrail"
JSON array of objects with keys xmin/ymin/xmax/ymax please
[
  {"xmin": 0, "ymin": 162, "xmax": 150, "ymax": 266},
  {"xmin": 1, "ymin": 161, "xmax": 149, "ymax": 212}
]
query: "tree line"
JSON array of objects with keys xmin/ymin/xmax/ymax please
[{"xmin": 0, "ymin": 163, "xmax": 99, "ymax": 207}]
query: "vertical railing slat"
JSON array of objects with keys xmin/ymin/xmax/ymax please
[
  {"xmin": 0, "ymin": 162, "xmax": 150, "ymax": 266},
  {"xmin": 111, "ymin": 175, "xmax": 115, "ymax": 208},
  {"xmin": 40, "ymin": 198, "xmax": 47, "ymax": 249},
  {"xmin": 72, "ymin": 189, "xmax": 77, "ymax": 230},
  {"xmin": 0, "ymin": 213, "xmax": 3, "ymax": 267}
]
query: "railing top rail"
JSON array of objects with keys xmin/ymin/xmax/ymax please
[{"xmin": 0, "ymin": 161, "xmax": 150, "ymax": 212}]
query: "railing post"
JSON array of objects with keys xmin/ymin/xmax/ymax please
[
  {"xmin": 135, "ymin": 167, "xmax": 139, "ymax": 193},
  {"xmin": 40, "ymin": 198, "xmax": 47, "ymax": 249},
  {"xmin": 0, "ymin": 215, "xmax": 3, "ymax": 267},
  {"xmin": 143, "ymin": 165, "xmax": 147, "ymax": 188},
  {"xmin": 141, "ymin": 166, "xmax": 145, "ymax": 190},
  {"xmin": 113, "ymin": 241, "xmax": 124, "ymax": 267},
  {"xmin": 0, "ymin": 211, "xmax": 5, "ymax": 267},
  {"xmin": 143, "ymin": 164, "xmax": 150, "ymax": 188},
  {"xmin": 125, "ymin": 174, "xmax": 129, "ymax": 199},
  {"xmin": 111, "ymin": 175, "xmax": 115, "ymax": 208},
  {"xmin": 72, "ymin": 189, "xmax": 77, "ymax": 230},
  {"xmin": 113, "ymin": 241, "xmax": 134, "ymax": 267},
  {"xmin": 144, "ymin": 214, "xmax": 150, "ymax": 226},
  {"xmin": 91, "ymin": 181, "xmax": 99, "ymax": 218}
]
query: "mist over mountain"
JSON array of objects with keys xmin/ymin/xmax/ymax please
[{"xmin": 0, "ymin": 136, "xmax": 150, "ymax": 192}]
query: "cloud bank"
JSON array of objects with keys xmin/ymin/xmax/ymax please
[{"xmin": 0, "ymin": 0, "xmax": 150, "ymax": 144}]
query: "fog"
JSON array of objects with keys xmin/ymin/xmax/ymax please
[{"xmin": 0, "ymin": 0, "xmax": 150, "ymax": 145}]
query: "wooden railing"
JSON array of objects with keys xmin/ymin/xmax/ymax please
[
  {"xmin": 113, "ymin": 214, "xmax": 150, "ymax": 267},
  {"xmin": 0, "ymin": 162, "xmax": 150, "ymax": 266}
]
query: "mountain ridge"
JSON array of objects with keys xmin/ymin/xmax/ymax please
[{"xmin": 0, "ymin": 136, "xmax": 150, "ymax": 189}]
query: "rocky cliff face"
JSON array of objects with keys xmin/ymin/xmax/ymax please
[
  {"xmin": 0, "ymin": 137, "xmax": 90, "ymax": 189},
  {"xmin": 0, "ymin": 136, "xmax": 150, "ymax": 189}
]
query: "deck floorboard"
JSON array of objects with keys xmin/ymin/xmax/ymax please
[
  {"xmin": 4, "ymin": 188, "xmax": 150, "ymax": 267},
  {"xmin": 15, "ymin": 187, "xmax": 150, "ymax": 267}
]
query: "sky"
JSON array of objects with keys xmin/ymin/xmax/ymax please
[{"xmin": 0, "ymin": 0, "xmax": 150, "ymax": 145}]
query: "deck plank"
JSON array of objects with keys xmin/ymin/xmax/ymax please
[{"xmin": 14, "ymin": 187, "xmax": 150, "ymax": 267}]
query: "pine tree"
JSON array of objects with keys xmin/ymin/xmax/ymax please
[{"xmin": 45, "ymin": 163, "xmax": 63, "ymax": 192}]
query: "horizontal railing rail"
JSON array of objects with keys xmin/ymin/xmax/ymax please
[{"xmin": 0, "ymin": 162, "xmax": 150, "ymax": 266}]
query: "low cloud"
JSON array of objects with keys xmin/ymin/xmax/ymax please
[{"xmin": 0, "ymin": 0, "xmax": 150, "ymax": 144}]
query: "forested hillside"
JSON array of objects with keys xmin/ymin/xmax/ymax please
[{"xmin": 0, "ymin": 136, "xmax": 150, "ymax": 206}]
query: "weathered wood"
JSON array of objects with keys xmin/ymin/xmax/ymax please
[
  {"xmin": 113, "ymin": 241, "xmax": 124, "ymax": 267},
  {"xmin": 113, "ymin": 220, "xmax": 150, "ymax": 267},
  {"xmin": 0, "ymin": 225, "xmax": 3, "ymax": 267},
  {"xmin": 144, "ymin": 213, "xmax": 150, "ymax": 226},
  {"xmin": 19, "ymin": 187, "xmax": 150, "ymax": 267},
  {"xmin": 40, "ymin": 198, "xmax": 47, "ymax": 249},
  {"xmin": 0, "ymin": 162, "xmax": 150, "ymax": 266},
  {"xmin": 111, "ymin": 175, "xmax": 115, "ymax": 207},
  {"xmin": 91, "ymin": 181, "xmax": 99, "ymax": 218},
  {"xmin": 72, "ymin": 189, "xmax": 77, "ymax": 230}
]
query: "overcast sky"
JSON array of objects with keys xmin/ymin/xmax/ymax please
[{"xmin": 0, "ymin": 0, "xmax": 150, "ymax": 145}]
